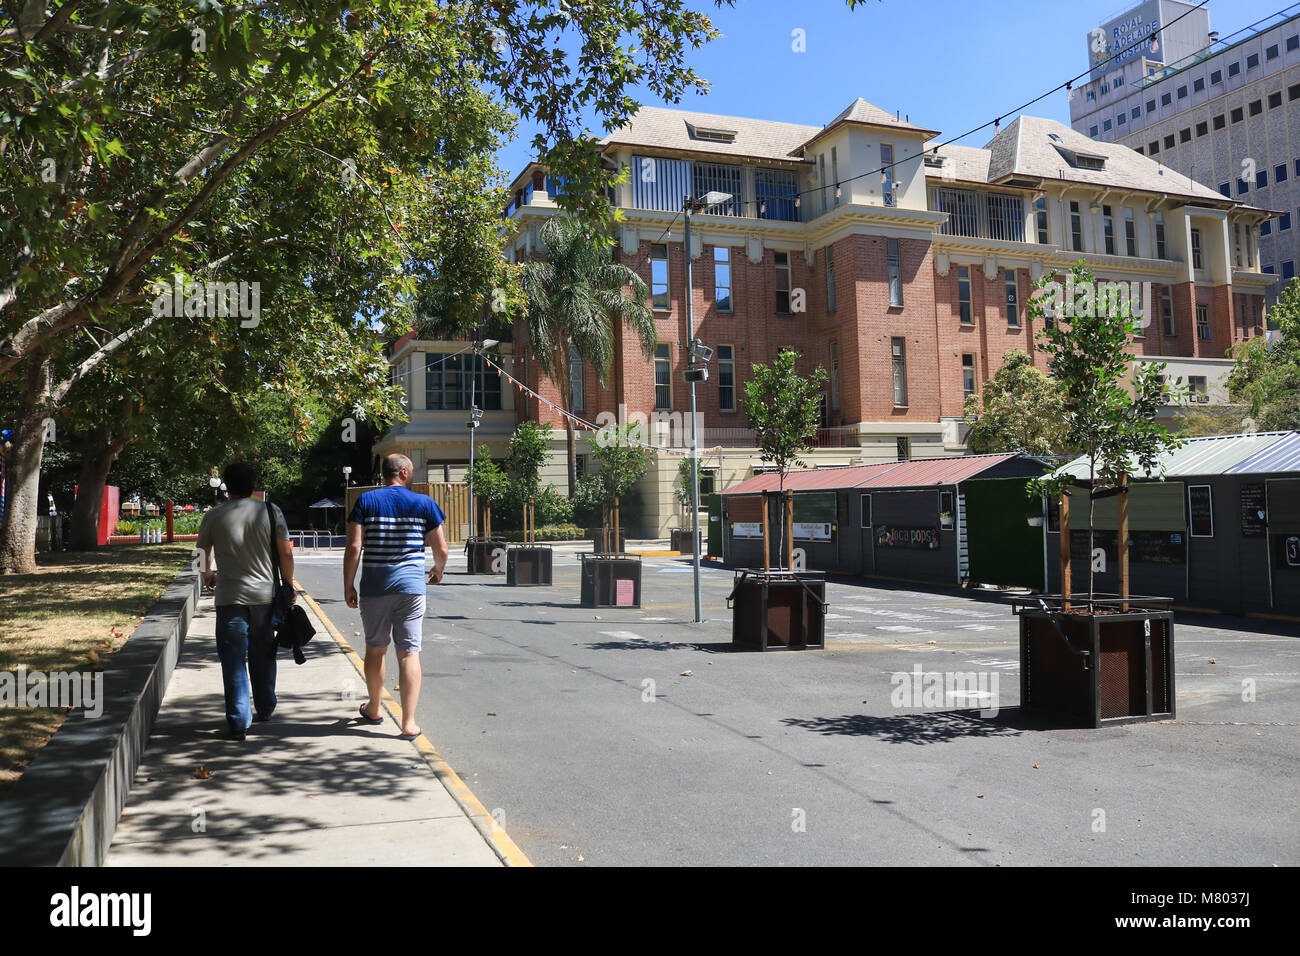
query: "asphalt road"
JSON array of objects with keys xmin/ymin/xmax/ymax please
[{"xmin": 294, "ymin": 544, "xmax": 1300, "ymax": 867}]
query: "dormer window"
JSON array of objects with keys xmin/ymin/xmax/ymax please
[
  {"xmin": 1076, "ymin": 155, "xmax": 1106, "ymax": 170},
  {"xmin": 687, "ymin": 123, "xmax": 737, "ymax": 143}
]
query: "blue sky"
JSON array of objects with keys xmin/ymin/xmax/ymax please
[{"xmin": 494, "ymin": 0, "xmax": 1293, "ymax": 180}]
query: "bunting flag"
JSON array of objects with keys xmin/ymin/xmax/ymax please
[{"xmin": 481, "ymin": 355, "xmax": 723, "ymax": 457}]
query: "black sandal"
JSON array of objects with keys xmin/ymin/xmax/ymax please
[{"xmin": 357, "ymin": 703, "xmax": 383, "ymax": 725}]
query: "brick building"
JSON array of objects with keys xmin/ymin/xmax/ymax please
[{"xmin": 375, "ymin": 99, "xmax": 1273, "ymax": 536}]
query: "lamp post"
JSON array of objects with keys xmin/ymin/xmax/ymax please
[
  {"xmin": 466, "ymin": 338, "xmax": 499, "ymax": 538},
  {"xmin": 682, "ymin": 190, "xmax": 731, "ymax": 624},
  {"xmin": 341, "ymin": 465, "xmax": 352, "ymax": 528},
  {"xmin": 208, "ymin": 475, "xmax": 221, "ymax": 508}
]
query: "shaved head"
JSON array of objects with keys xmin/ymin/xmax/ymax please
[{"xmin": 382, "ymin": 454, "xmax": 414, "ymax": 485}]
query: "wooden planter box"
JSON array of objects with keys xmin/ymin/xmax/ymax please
[
  {"xmin": 670, "ymin": 528, "xmax": 702, "ymax": 555},
  {"xmin": 1012, "ymin": 596, "xmax": 1175, "ymax": 728},
  {"xmin": 465, "ymin": 537, "xmax": 507, "ymax": 575},
  {"xmin": 579, "ymin": 553, "xmax": 641, "ymax": 608},
  {"xmin": 726, "ymin": 570, "xmax": 827, "ymax": 651},
  {"xmin": 506, "ymin": 546, "xmax": 553, "ymax": 586}
]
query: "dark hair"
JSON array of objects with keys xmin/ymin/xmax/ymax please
[
  {"xmin": 382, "ymin": 454, "xmax": 412, "ymax": 481},
  {"xmin": 222, "ymin": 461, "xmax": 258, "ymax": 498}
]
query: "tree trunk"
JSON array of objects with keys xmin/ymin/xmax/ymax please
[
  {"xmin": 0, "ymin": 354, "xmax": 52, "ymax": 574},
  {"xmin": 69, "ymin": 430, "xmax": 128, "ymax": 551},
  {"xmin": 566, "ymin": 419, "xmax": 577, "ymax": 499}
]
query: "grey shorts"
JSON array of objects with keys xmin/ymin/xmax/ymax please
[{"xmin": 359, "ymin": 593, "xmax": 426, "ymax": 653}]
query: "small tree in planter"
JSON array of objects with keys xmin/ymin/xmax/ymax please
[
  {"xmin": 739, "ymin": 348, "xmax": 826, "ymax": 568},
  {"xmin": 592, "ymin": 422, "xmax": 652, "ymax": 549},
  {"xmin": 1018, "ymin": 262, "xmax": 1186, "ymax": 725}
]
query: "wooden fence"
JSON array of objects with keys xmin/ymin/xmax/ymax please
[{"xmin": 344, "ymin": 482, "xmax": 472, "ymax": 544}]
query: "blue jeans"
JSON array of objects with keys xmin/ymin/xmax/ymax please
[{"xmin": 215, "ymin": 604, "xmax": 277, "ymax": 731}]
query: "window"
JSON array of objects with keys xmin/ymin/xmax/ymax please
[
  {"xmin": 824, "ymin": 245, "xmax": 836, "ymax": 312},
  {"xmin": 1086, "ymin": 89, "xmax": 1095, "ymax": 102},
  {"xmin": 891, "ymin": 338, "xmax": 907, "ymax": 406},
  {"xmin": 896, "ymin": 436, "xmax": 911, "ymax": 461},
  {"xmin": 1296, "ymin": 159, "xmax": 1300, "ymax": 178},
  {"xmin": 831, "ymin": 147, "xmax": 840, "ymax": 206},
  {"xmin": 1285, "ymin": 261, "xmax": 1296, "ymax": 280},
  {"xmin": 1196, "ymin": 121, "xmax": 1208, "ymax": 137},
  {"xmin": 1132, "ymin": 107, "xmax": 1141, "ymax": 120},
  {"xmin": 1005, "ymin": 269, "xmax": 1019, "ymax": 326},
  {"xmin": 1282, "ymin": 213, "xmax": 1293, "ymax": 232},
  {"xmin": 1235, "ymin": 223, "xmax": 1244, "ymax": 267},
  {"xmin": 1117, "ymin": 113, "xmax": 1126, "ymax": 127},
  {"xmin": 1188, "ymin": 379, "xmax": 1209, "ymax": 406},
  {"xmin": 1177, "ymin": 85, "xmax": 1188, "ymax": 100},
  {"xmin": 1249, "ymin": 99, "xmax": 1262, "ymax": 116},
  {"xmin": 755, "ymin": 168, "xmax": 798, "ymax": 221},
  {"xmin": 1070, "ymin": 201, "xmax": 1084, "ymax": 252},
  {"xmin": 1155, "ymin": 213, "xmax": 1167, "ymax": 259},
  {"xmin": 1211, "ymin": 70, "xmax": 1222, "ymax": 85},
  {"xmin": 1269, "ymin": 91, "xmax": 1283, "ymax": 109},
  {"xmin": 1161, "ymin": 286, "xmax": 1175, "ymax": 336},
  {"xmin": 424, "ymin": 353, "xmax": 501, "ymax": 411},
  {"xmin": 1196, "ymin": 305, "xmax": 1210, "ymax": 339},
  {"xmin": 1089, "ymin": 125, "xmax": 1099, "ymax": 137},
  {"xmin": 1035, "ymin": 196, "xmax": 1049, "ymax": 244},
  {"xmin": 1264, "ymin": 264, "xmax": 1276, "ymax": 274},
  {"xmin": 650, "ymin": 243, "xmax": 669, "ymax": 310},
  {"xmin": 774, "ymin": 251, "xmax": 791, "ymax": 314},
  {"xmin": 568, "ymin": 344, "xmax": 585, "ymax": 413},
  {"xmin": 1231, "ymin": 107, "xmax": 1244, "ymax": 123},
  {"xmin": 1103, "ymin": 119, "xmax": 1112, "ymax": 132},
  {"xmin": 1276, "ymin": 163, "xmax": 1289, "ymax": 184},
  {"xmin": 1135, "ymin": 146, "xmax": 1144, "ymax": 156},
  {"xmin": 1228, "ymin": 61, "xmax": 1240, "ymax": 77},
  {"xmin": 1103, "ymin": 205, "xmax": 1116, "ymax": 255},
  {"xmin": 859, "ymin": 494, "xmax": 872, "ymax": 529},
  {"xmin": 1213, "ymin": 114, "xmax": 1225, "ymax": 130},
  {"xmin": 962, "ymin": 354, "xmax": 976, "ymax": 400},
  {"xmin": 1148, "ymin": 140, "xmax": 1160, "ymax": 154},
  {"xmin": 1124, "ymin": 209, "xmax": 1137, "ymax": 257},
  {"xmin": 714, "ymin": 247, "xmax": 732, "ymax": 313},
  {"xmin": 1238, "ymin": 175, "xmax": 1250, "ymax": 195},
  {"xmin": 881, "ymin": 143, "xmax": 895, "ymax": 206},
  {"xmin": 1191, "ymin": 229, "xmax": 1203, "ymax": 270},
  {"xmin": 1146, "ymin": 99, "xmax": 1156, "ymax": 113},
  {"xmin": 1257, "ymin": 169, "xmax": 1268, "ymax": 189},
  {"xmin": 1219, "ymin": 182, "xmax": 1232, "ymax": 198},
  {"xmin": 1161, "ymin": 92, "xmax": 1172, "ymax": 106},
  {"xmin": 1261, "ymin": 220, "xmax": 1272, "ymax": 237},
  {"xmin": 1100, "ymin": 83, "xmax": 1109, "ymax": 95},
  {"xmin": 887, "ymin": 238, "xmax": 902, "ymax": 307},
  {"xmin": 1179, "ymin": 127, "xmax": 1191, "ymax": 143},
  {"xmin": 1267, "ymin": 44, "xmax": 1279, "ymax": 60},
  {"xmin": 1193, "ymin": 77, "xmax": 1205, "ymax": 93},
  {"xmin": 654, "ymin": 343, "xmax": 671, "ymax": 409},
  {"xmin": 1289, "ymin": 35, "xmax": 1299, "ymax": 52},
  {"xmin": 829, "ymin": 341, "xmax": 840, "ymax": 411},
  {"xmin": 957, "ymin": 265, "xmax": 972, "ymax": 324},
  {"xmin": 1164, "ymin": 134, "xmax": 1175, "ymax": 150},
  {"xmin": 1247, "ymin": 53, "xmax": 1259, "ymax": 69},
  {"xmin": 717, "ymin": 344, "xmax": 735, "ymax": 412}
]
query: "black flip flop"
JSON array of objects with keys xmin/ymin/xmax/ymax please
[
  {"xmin": 397, "ymin": 729, "xmax": 422, "ymax": 741},
  {"xmin": 357, "ymin": 703, "xmax": 383, "ymax": 725}
]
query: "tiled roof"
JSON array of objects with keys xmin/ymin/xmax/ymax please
[
  {"xmin": 599, "ymin": 106, "xmax": 819, "ymax": 163},
  {"xmin": 722, "ymin": 454, "xmax": 1021, "ymax": 495},
  {"xmin": 799, "ymin": 98, "xmax": 940, "ymax": 149},
  {"xmin": 927, "ymin": 144, "xmax": 992, "ymax": 184}
]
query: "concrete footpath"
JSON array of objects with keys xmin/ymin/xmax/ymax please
[{"xmin": 107, "ymin": 588, "xmax": 526, "ymax": 866}]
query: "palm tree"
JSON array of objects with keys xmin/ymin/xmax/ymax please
[{"xmin": 519, "ymin": 215, "xmax": 657, "ymax": 496}]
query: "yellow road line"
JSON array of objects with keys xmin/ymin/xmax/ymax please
[{"xmin": 297, "ymin": 588, "xmax": 533, "ymax": 868}]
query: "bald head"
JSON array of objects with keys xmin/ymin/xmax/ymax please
[{"xmin": 382, "ymin": 454, "xmax": 414, "ymax": 486}]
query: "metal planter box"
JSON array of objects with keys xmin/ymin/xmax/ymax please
[
  {"xmin": 727, "ymin": 570, "xmax": 827, "ymax": 651},
  {"xmin": 590, "ymin": 530, "xmax": 627, "ymax": 553},
  {"xmin": 579, "ymin": 553, "xmax": 641, "ymax": 608},
  {"xmin": 465, "ymin": 537, "xmax": 507, "ymax": 575},
  {"xmin": 506, "ymin": 545, "xmax": 553, "ymax": 586},
  {"xmin": 1012, "ymin": 597, "xmax": 1176, "ymax": 728}
]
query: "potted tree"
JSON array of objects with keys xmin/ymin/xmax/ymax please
[
  {"xmin": 1016, "ymin": 262, "xmax": 1185, "ymax": 726},
  {"xmin": 465, "ymin": 446, "xmax": 509, "ymax": 574},
  {"xmin": 727, "ymin": 349, "xmax": 829, "ymax": 651},
  {"xmin": 671, "ymin": 458, "xmax": 702, "ymax": 555},
  {"xmin": 579, "ymin": 424, "xmax": 650, "ymax": 608},
  {"xmin": 505, "ymin": 422, "xmax": 554, "ymax": 586}
]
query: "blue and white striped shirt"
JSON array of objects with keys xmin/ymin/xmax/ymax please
[{"xmin": 348, "ymin": 486, "xmax": 445, "ymax": 597}]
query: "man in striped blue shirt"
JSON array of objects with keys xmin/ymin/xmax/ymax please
[{"xmin": 344, "ymin": 454, "xmax": 448, "ymax": 739}]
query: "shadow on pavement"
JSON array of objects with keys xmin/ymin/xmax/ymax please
[{"xmin": 781, "ymin": 706, "xmax": 1067, "ymax": 744}]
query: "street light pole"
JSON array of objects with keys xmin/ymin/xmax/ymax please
[
  {"xmin": 683, "ymin": 201, "xmax": 703, "ymax": 624},
  {"xmin": 465, "ymin": 337, "xmax": 499, "ymax": 540}
]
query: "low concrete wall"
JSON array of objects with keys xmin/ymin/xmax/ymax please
[{"xmin": 0, "ymin": 569, "xmax": 200, "ymax": 866}]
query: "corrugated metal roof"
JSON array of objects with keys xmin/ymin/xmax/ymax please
[
  {"xmin": 1056, "ymin": 432, "xmax": 1293, "ymax": 480},
  {"xmin": 722, "ymin": 454, "xmax": 1018, "ymax": 495},
  {"xmin": 1224, "ymin": 431, "xmax": 1300, "ymax": 474}
]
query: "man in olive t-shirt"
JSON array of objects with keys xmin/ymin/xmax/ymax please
[{"xmin": 196, "ymin": 462, "xmax": 294, "ymax": 740}]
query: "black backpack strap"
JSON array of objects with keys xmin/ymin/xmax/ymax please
[{"xmin": 265, "ymin": 500, "xmax": 282, "ymax": 590}]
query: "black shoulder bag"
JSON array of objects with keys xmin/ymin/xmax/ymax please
[{"xmin": 266, "ymin": 501, "xmax": 315, "ymax": 664}]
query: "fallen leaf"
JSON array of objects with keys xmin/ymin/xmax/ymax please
[
  {"xmin": 1208, "ymin": 658, "xmax": 1217, "ymax": 664},
  {"xmin": 680, "ymin": 669, "xmax": 693, "ymax": 677},
  {"xmin": 1033, "ymin": 764, "xmax": 1040, "ymax": 769},
  {"xmin": 594, "ymin": 616, "xmax": 602, "ymax": 620},
  {"xmin": 976, "ymin": 794, "xmax": 985, "ymax": 798},
  {"xmin": 487, "ymin": 712, "xmax": 497, "ymax": 716},
  {"xmin": 355, "ymin": 631, "xmax": 361, "ymax": 636},
  {"xmin": 927, "ymin": 640, "xmax": 937, "ymax": 645},
  {"xmin": 195, "ymin": 766, "xmax": 213, "ymax": 780}
]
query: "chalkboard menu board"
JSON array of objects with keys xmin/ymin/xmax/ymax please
[
  {"xmin": 1188, "ymin": 485, "xmax": 1214, "ymax": 537},
  {"xmin": 1240, "ymin": 483, "xmax": 1267, "ymax": 537},
  {"xmin": 1070, "ymin": 530, "xmax": 1185, "ymax": 565}
]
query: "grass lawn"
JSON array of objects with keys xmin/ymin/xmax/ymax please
[{"xmin": 0, "ymin": 542, "xmax": 190, "ymax": 798}]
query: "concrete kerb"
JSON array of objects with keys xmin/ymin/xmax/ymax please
[{"xmin": 0, "ymin": 569, "xmax": 201, "ymax": 867}]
